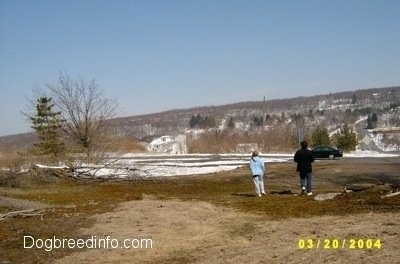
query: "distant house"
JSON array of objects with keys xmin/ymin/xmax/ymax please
[{"xmin": 148, "ymin": 135, "xmax": 187, "ymax": 154}]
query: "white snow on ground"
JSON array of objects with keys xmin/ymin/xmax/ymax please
[
  {"xmin": 74, "ymin": 154, "xmax": 293, "ymax": 178},
  {"xmin": 15, "ymin": 116, "xmax": 400, "ymax": 178},
  {"xmin": 71, "ymin": 151, "xmax": 398, "ymax": 178},
  {"xmin": 34, "ymin": 164, "xmax": 69, "ymax": 169},
  {"xmin": 346, "ymin": 150, "xmax": 399, "ymax": 157},
  {"xmin": 368, "ymin": 131, "xmax": 399, "ymax": 152}
]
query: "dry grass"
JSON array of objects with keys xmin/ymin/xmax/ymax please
[
  {"xmin": 107, "ymin": 136, "xmax": 147, "ymax": 153},
  {"xmin": 0, "ymin": 151, "xmax": 25, "ymax": 171},
  {"xmin": 0, "ymin": 162, "xmax": 399, "ymax": 263}
]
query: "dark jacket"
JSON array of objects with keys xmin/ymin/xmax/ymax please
[{"xmin": 294, "ymin": 148, "xmax": 315, "ymax": 174}]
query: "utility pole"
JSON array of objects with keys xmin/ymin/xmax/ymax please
[
  {"xmin": 296, "ymin": 116, "xmax": 304, "ymax": 144},
  {"xmin": 263, "ymin": 96, "xmax": 266, "ymax": 117},
  {"xmin": 263, "ymin": 96, "xmax": 266, "ymax": 150}
]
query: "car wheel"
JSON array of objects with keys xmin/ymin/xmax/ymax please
[{"xmin": 328, "ymin": 154, "xmax": 335, "ymax": 160}]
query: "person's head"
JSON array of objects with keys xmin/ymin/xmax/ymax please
[
  {"xmin": 252, "ymin": 151, "xmax": 259, "ymax": 157},
  {"xmin": 300, "ymin": 141, "xmax": 308, "ymax": 149}
]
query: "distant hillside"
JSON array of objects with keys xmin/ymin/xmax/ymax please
[
  {"xmin": 0, "ymin": 132, "xmax": 37, "ymax": 153},
  {"xmin": 107, "ymin": 86, "xmax": 400, "ymax": 139},
  {"xmin": 1, "ymin": 86, "xmax": 399, "ymax": 150}
]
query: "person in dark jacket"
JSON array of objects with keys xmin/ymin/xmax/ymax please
[{"xmin": 294, "ymin": 141, "xmax": 315, "ymax": 195}]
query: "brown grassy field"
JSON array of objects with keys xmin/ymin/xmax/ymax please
[{"xmin": 0, "ymin": 161, "xmax": 399, "ymax": 263}]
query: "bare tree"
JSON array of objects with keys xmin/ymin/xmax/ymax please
[{"xmin": 47, "ymin": 72, "xmax": 117, "ymax": 161}]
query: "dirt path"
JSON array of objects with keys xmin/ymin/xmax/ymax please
[{"xmin": 55, "ymin": 197, "xmax": 399, "ymax": 264}]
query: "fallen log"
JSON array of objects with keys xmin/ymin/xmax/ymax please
[
  {"xmin": 31, "ymin": 164, "xmax": 79, "ymax": 180},
  {"xmin": 314, "ymin": 193, "xmax": 342, "ymax": 201},
  {"xmin": 0, "ymin": 209, "xmax": 45, "ymax": 220},
  {"xmin": 343, "ymin": 185, "xmax": 369, "ymax": 192},
  {"xmin": 381, "ymin": 191, "xmax": 400, "ymax": 199}
]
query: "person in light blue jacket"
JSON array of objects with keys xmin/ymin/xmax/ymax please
[{"xmin": 249, "ymin": 151, "xmax": 266, "ymax": 197}]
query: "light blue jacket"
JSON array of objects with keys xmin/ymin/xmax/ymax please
[{"xmin": 249, "ymin": 156, "xmax": 265, "ymax": 176}]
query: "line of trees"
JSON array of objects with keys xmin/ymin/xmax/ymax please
[
  {"xmin": 310, "ymin": 123, "xmax": 358, "ymax": 151},
  {"xmin": 187, "ymin": 115, "xmax": 359, "ymax": 153},
  {"xmin": 189, "ymin": 114, "xmax": 216, "ymax": 128}
]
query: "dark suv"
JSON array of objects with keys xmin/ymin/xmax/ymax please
[{"xmin": 311, "ymin": 146, "xmax": 343, "ymax": 160}]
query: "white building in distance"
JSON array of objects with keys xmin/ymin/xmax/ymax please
[{"xmin": 148, "ymin": 135, "xmax": 187, "ymax": 154}]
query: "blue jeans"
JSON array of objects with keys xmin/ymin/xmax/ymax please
[{"xmin": 299, "ymin": 172, "xmax": 312, "ymax": 193}]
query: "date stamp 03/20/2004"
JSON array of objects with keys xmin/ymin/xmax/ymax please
[{"xmin": 297, "ymin": 238, "xmax": 382, "ymax": 250}]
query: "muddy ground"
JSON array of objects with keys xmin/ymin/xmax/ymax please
[{"xmin": 1, "ymin": 159, "xmax": 399, "ymax": 264}]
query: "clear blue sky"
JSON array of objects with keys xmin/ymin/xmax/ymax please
[{"xmin": 1, "ymin": 0, "xmax": 399, "ymax": 136}]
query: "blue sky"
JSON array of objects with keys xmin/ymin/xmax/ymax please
[{"xmin": 1, "ymin": 0, "xmax": 399, "ymax": 136}]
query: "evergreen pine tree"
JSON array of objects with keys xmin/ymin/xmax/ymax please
[
  {"xmin": 311, "ymin": 126, "xmax": 331, "ymax": 146},
  {"xmin": 371, "ymin": 113, "xmax": 378, "ymax": 129},
  {"xmin": 189, "ymin": 115, "xmax": 197, "ymax": 128},
  {"xmin": 228, "ymin": 117, "xmax": 235, "ymax": 128},
  {"xmin": 352, "ymin": 94, "xmax": 358, "ymax": 104},
  {"xmin": 30, "ymin": 96, "xmax": 65, "ymax": 158},
  {"xmin": 334, "ymin": 123, "xmax": 358, "ymax": 151}
]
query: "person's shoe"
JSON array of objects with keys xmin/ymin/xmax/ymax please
[
  {"xmin": 262, "ymin": 192, "xmax": 266, "ymax": 196},
  {"xmin": 307, "ymin": 192, "xmax": 313, "ymax": 196},
  {"xmin": 301, "ymin": 187, "xmax": 306, "ymax": 195}
]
